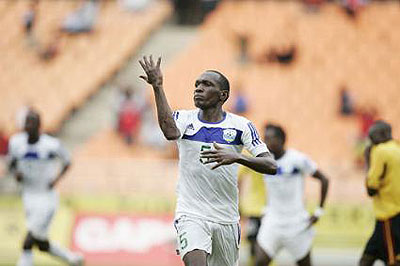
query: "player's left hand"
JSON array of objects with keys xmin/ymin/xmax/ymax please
[{"xmin": 200, "ymin": 142, "xmax": 240, "ymax": 170}]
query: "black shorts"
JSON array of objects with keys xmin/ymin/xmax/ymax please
[
  {"xmin": 246, "ymin": 216, "xmax": 262, "ymax": 241},
  {"xmin": 363, "ymin": 212, "xmax": 400, "ymax": 265}
]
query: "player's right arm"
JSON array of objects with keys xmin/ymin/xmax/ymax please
[{"xmin": 139, "ymin": 55, "xmax": 180, "ymax": 140}]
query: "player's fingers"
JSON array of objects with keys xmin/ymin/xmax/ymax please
[
  {"xmin": 211, "ymin": 162, "xmax": 224, "ymax": 170},
  {"xmin": 139, "ymin": 60, "xmax": 147, "ymax": 71},
  {"xmin": 200, "ymin": 150, "xmax": 218, "ymax": 155},
  {"xmin": 213, "ymin": 142, "xmax": 222, "ymax": 150},
  {"xmin": 139, "ymin": 75, "xmax": 149, "ymax": 82},
  {"xmin": 150, "ymin": 55, "xmax": 154, "ymax": 66},
  {"xmin": 156, "ymin": 56, "xmax": 161, "ymax": 68},
  {"xmin": 200, "ymin": 154, "xmax": 220, "ymax": 159},
  {"xmin": 143, "ymin": 55, "xmax": 150, "ymax": 67},
  {"xmin": 203, "ymin": 159, "xmax": 220, "ymax": 164}
]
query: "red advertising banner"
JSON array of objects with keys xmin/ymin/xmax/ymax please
[{"xmin": 71, "ymin": 214, "xmax": 182, "ymax": 266}]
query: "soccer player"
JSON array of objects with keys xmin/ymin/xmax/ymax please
[
  {"xmin": 255, "ymin": 124, "xmax": 329, "ymax": 266},
  {"xmin": 139, "ymin": 55, "xmax": 277, "ymax": 266},
  {"xmin": 8, "ymin": 110, "xmax": 83, "ymax": 266},
  {"xmin": 359, "ymin": 121, "xmax": 400, "ymax": 266}
]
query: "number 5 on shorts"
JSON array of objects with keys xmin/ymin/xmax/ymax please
[{"xmin": 179, "ymin": 232, "xmax": 188, "ymax": 250}]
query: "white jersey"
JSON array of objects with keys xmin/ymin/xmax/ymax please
[
  {"xmin": 263, "ymin": 149, "xmax": 317, "ymax": 225},
  {"xmin": 8, "ymin": 132, "xmax": 70, "ymax": 200},
  {"xmin": 173, "ymin": 109, "xmax": 269, "ymax": 224}
]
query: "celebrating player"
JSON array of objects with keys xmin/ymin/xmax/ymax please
[
  {"xmin": 139, "ymin": 55, "xmax": 277, "ymax": 266},
  {"xmin": 8, "ymin": 110, "xmax": 83, "ymax": 266},
  {"xmin": 360, "ymin": 121, "xmax": 400, "ymax": 266},
  {"xmin": 255, "ymin": 124, "xmax": 329, "ymax": 266}
]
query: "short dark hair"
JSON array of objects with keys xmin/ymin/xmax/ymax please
[
  {"xmin": 206, "ymin": 70, "xmax": 230, "ymax": 92},
  {"xmin": 265, "ymin": 124, "xmax": 286, "ymax": 143},
  {"xmin": 370, "ymin": 120, "xmax": 392, "ymax": 136}
]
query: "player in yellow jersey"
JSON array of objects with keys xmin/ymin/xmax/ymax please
[
  {"xmin": 360, "ymin": 121, "xmax": 400, "ymax": 266},
  {"xmin": 238, "ymin": 164, "xmax": 266, "ymax": 265}
]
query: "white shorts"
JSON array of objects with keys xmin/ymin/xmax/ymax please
[
  {"xmin": 23, "ymin": 192, "xmax": 58, "ymax": 240},
  {"xmin": 257, "ymin": 218, "xmax": 315, "ymax": 261},
  {"xmin": 174, "ymin": 215, "xmax": 240, "ymax": 266}
]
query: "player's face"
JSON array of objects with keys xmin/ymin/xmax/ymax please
[
  {"xmin": 24, "ymin": 113, "xmax": 40, "ymax": 136},
  {"xmin": 265, "ymin": 129, "xmax": 283, "ymax": 155},
  {"xmin": 194, "ymin": 72, "xmax": 223, "ymax": 109}
]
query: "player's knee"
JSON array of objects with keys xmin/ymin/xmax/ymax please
[
  {"xmin": 36, "ymin": 239, "xmax": 50, "ymax": 251},
  {"xmin": 22, "ymin": 233, "xmax": 35, "ymax": 250},
  {"xmin": 183, "ymin": 250, "xmax": 207, "ymax": 266}
]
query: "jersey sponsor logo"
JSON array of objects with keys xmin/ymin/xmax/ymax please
[{"xmin": 223, "ymin": 129, "xmax": 237, "ymax": 143}]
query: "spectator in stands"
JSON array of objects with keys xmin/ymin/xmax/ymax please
[
  {"xmin": 339, "ymin": 85, "xmax": 354, "ymax": 116},
  {"xmin": 343, "ymin": 0, "xmax": 366, "ymax": 18},
  {"xmin": 117, "ymin": 88, "xmax": 142, "ymax": 145},
  {"xmin": 39, "ymin": 31, "xmax": 63, "ymax": 61},
  {"xmin": 23, "ymin": 0, "xmax": 39, "ymax": 46},
  {"xmin": 303, "ymin": 0, "xmax": 324, "ymax": 12},
  {"xmin": 237, "ymin": 34, "xmax": 249, "ymax": 64},
  {"xmin": 0, "ymin": 128, "xmax": 8, "ymax": 156},
  {"xmin": 258, "ymin": 44, "xmax": 297, "ymax": 66},
  {"xmin": 62, "ymin": 0, "xmax": 99, "ymax": 33},
  {"xmin": 231, "ymin": 84, "xmax": 249, "ymax": 115}
]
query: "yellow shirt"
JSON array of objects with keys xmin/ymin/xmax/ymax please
[
  {"xmin": 367, "ymin": 140, "xmax": 400, "ymax": 220},
  {"xmin": 238, "ymin": 165, "xmax": 266, "ymax": 217}
]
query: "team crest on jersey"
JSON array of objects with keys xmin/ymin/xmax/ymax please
[{"xmin": 222, "ymin": 129, "xmax": 237, "ymax": 143}]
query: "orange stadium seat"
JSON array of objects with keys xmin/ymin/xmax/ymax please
[{"xmin": 0, "ymin": 0, "xmax": 172, "ymax": 135}]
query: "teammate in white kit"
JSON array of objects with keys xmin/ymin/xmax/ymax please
[
  {"xmin": 139, "ymin": 55, "xmax": 277, "ymax": 266},
  {"xmin": 8, "ymin": 110, "xmax": 83, "ymax": 266},
  {"xmin": 255, "ymin": 124, "xmax": 329, "ymax": 266}
]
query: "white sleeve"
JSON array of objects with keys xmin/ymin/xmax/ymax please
[
  {"xmin": 300, "ymin": 153, "xmax": 317, "ymax": 176},
  {"xmin": 172, "ymin": 110, "xmax": 190, "ymax": 139},
  {"xmin": 242, "ymin": 121, "xmax": 269, "ymax": 156}
]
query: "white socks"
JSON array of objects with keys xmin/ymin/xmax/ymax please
[
  {"xmin": 17, "ymin": 243, "xmax": 81, "ymax": 266},
  {"xmin": 17, "ymin": 250, "xmax": 33, "ymax": 266},
  {"xmin": 49, "ymin": 242, "xmax": 75, "ymax": 263}
]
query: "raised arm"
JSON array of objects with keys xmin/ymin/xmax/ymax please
[{"xmin": 139, "ymin": 55, "xmax": 180, "ymax": 140}]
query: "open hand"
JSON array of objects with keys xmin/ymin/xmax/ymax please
[
  {"xmin": 139, "ymin": 55, "xmax": 163, "ymax": 87},
  {"xmin": 200, "ymin": 142, "xmax": 240, "ymax": 170}
]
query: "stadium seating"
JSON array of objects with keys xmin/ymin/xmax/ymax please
[
  {"xmin": 62, "ymin": 1, "xmax": 400, "ymax": 202},
  {"xmin": 0, "ymin": 0, "xmax": 172, "ymax": 135}
]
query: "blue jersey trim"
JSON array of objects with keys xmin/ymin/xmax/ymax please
[
  {"xmin": 197, "ymin": 112, "xmax": 227, "ymax": 124},
  {"xmin": 182, "ymin": 126, "xmax": 243, "ymax": 145}
]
